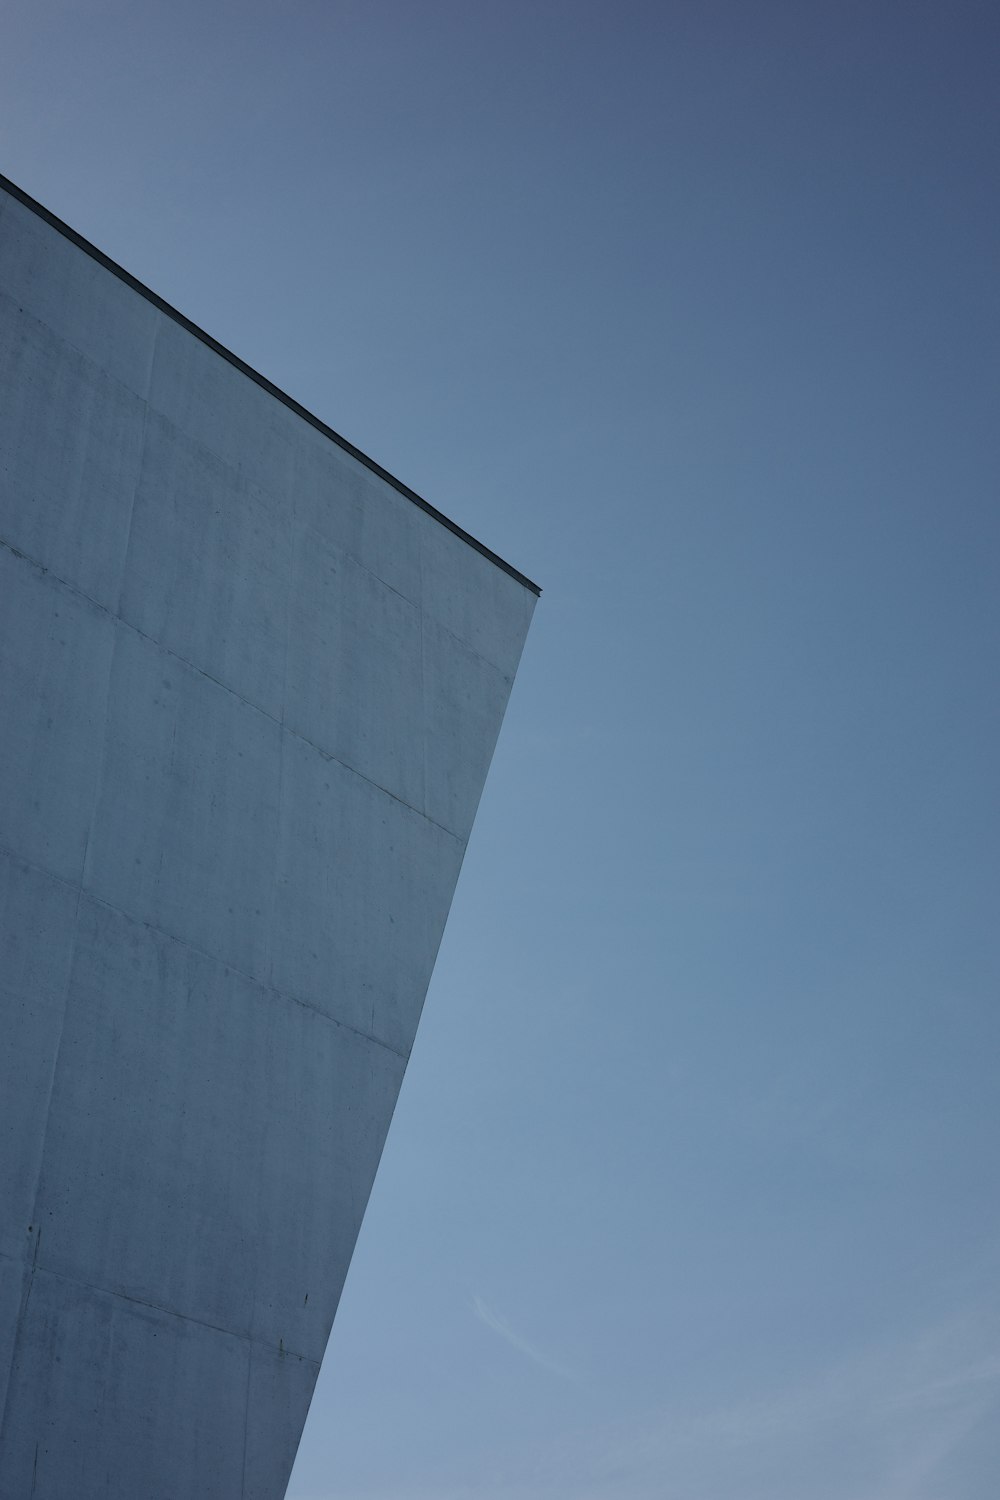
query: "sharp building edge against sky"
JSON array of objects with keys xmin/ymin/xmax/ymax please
[{"xmin": 0, "ymin": 176, "xmax": 536, "ymax": 1499}]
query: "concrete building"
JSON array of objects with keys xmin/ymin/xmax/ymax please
[{"xmin": 0, "ymin": 174, "xmax": 537, "ymax": 1499}]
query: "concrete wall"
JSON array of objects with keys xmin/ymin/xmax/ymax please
[{"xmin": 0, "ymin": 180, "xmax": 536, "ymax": 1499}]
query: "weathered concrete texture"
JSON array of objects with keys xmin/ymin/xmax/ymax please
[{"xmin": 0, "ymin": 179, "xmax": 536, "ymax": 1499}]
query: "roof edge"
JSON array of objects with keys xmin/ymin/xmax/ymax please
[{"xmin": 0, "ymin": 172, "xmax": 541, "ymax": 597}]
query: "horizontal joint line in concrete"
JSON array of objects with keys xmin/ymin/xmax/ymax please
[
  {"xmin": 23, "ymin": 1262, "xmax": 322, "ymax": 1366},
  {"xmin": 0, "ymin": 533, "xmax": 471, "ymax": 845},
  {"xmin": 83, "ymin": 890, "xmax": 415, "ymax": 1061},
  {"xmin": 0, "ymin": 836, "xmax": 413, "ymax": 1063},
  {"xmin": 0, "ymin": 170, "xmax": 541, "ymax": 597}
]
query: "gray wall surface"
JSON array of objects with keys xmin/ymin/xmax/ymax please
[{"xmin": 0, "ymin": 181, "xmax": 535, "ymax": 1499}]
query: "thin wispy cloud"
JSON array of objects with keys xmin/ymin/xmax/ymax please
[
  {"xmin": 292, "ymin": 1286, "xmax": 1000, "ymax": 1500},
  {"xmin": 472, "ymin": 1295, "xmax": 580, "ymax": 1381},
  {"xmin": 585, "ymin": 1297, "xmax": 1000, "ymax": 1500}
]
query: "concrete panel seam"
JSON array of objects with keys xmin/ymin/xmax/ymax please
[
  {"xmin": 112, "ymin": 343, "xmax": 155, "ymax": 620},
  {"xmin": 0, "ymin": 288, "xmax": 150, "ymax": 409},
  {"xmin": 266, "ymin": 560, "xmax": 294, "ymax": 992},
  {"xmin": 18, "ymin": 881, "xmax": 85, "ymax": 1287},
  {"xmin": 0, "ymin": 1255, "xmax": 32, "ymax": 1455},
  {"xmin": 80, "ymin": 888, "xmax": 414, "ymax": 1063},
  {"xmin": 0, "ymin": 535, "xmax": 475, "ymax": 843},
  {"xmin": 78, "ymin": 614, "xmax": 130, "ymax": 897},
  {"xmin": 0, "ymin": 535, "xmax": 117, "ymax": 622},
  {"xmin": 0, "ymin": 831, "xmax": 426, "ymax": 1066},
  {"xmin": 15, "ymin": 1263, "xmax": 323, "ymax": 1365},
  {"xmin": 0, "ymin": 512, "xmax": 517, "ymax": 709},
  {"xmin": 0, "ymin": 839, "xmax": 81, "ymax": 903}
]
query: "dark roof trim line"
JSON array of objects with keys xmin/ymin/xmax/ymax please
[{"xmin": 0, "ymin": 172, "xmax": 541, "ymax": 597}]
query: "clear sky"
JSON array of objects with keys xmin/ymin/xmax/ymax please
[{"xmin": 3, "ymin": 3, "xmax": 999, "ymax": 1496}]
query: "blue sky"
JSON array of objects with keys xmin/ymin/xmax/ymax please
[{"xmin": 3, "ymin": 3, "xmax": 999, "ymax": 1496}]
